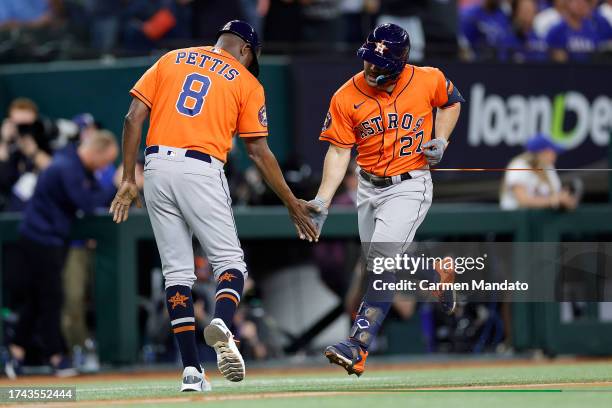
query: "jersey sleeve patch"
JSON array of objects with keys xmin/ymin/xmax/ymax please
[
  {"xmin": 258, "ymin": 106, "xmax": 268, "ymax": 127},
  {"xmin": 322, "ymin": 111, "xmax": 332, "ymax": 131}
]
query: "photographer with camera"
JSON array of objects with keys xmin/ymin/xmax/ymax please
[{"xmin": 0, "ymin": 98, "xmax": 55, "ymax": 211}]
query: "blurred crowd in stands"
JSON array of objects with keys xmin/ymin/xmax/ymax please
[
  {"xmin": 0, "ymin": 1, "xmax": 611, "ymax": 63},
  {"xmin": 461, "ymin": 0, "xmax": 612, "ymax": 62}
]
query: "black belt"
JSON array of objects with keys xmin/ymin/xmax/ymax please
[
  {"xmin": 145, "ymin": 145, "xmax": 211, "ymax": 163},
  {"xmin": 359, "ymin": 169, "xmax": 412, "ymax": 187}
]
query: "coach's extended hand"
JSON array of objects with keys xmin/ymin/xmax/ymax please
[{"xmin": 110, "ymin": 181, "xmax": 142, "ymax": 223}]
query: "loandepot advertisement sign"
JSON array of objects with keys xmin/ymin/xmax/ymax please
[{"xmin": 468, "ymin": 83, "xmax": 612, "ymax": 150}]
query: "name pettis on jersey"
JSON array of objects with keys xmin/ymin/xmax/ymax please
[
  {"xmin": 175, "ymin": 51, "xmax": 240, "ymax": 81},
  {"xmin": 356, "ymin": 113, "xmax": 424, "ymax": 139}
]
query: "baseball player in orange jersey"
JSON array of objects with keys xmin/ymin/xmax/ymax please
[
  {"xmin": 307, "ymin": 23, "xmax": 465, "ymax": 376},
  {"xmin": 109, "ymin": 20, "xmax": 318, "ymax": 392}
]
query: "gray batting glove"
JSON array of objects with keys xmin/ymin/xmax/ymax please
[
  {"xmin": 307, "ymin": 197, "xmax": 329, "ymax": 238},
  {"xmin": 422, "ymin": 138, "xmax": 447, "ymax": 166}
]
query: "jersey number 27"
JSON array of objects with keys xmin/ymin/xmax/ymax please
[
  {"xmin": 176, "ymin": 73, "xmax": 211, "ymax": 117},
  {"xmin": 399, "ymin": 130, "xmax": 424, "ymax": 157}
]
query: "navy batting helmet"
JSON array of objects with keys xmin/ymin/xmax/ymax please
[
  {"xmin": 216, "ymin": 20, "xmax": 261, "ymax": 77},
  {"xmin": 357, "ymin": 23, "xmax": 410, "ymax": 84}
]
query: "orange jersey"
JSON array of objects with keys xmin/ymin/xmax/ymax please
[
  {"xmin": 320, "ymin": 65, "xmax": 455, "ymax": 176},
  {"xmin": 130, "ymin": 46, "xmax": 268, "ymax": 162}
]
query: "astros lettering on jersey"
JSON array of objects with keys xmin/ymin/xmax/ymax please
[
  {"xmin": 320, "ymin": 65, "xmax": 456, "ymax": 176},
  {"xmin": 130, "ymin": 46, "xmax": 268, "ymax": 162}
]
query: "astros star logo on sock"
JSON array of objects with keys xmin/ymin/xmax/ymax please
[
  {"xmin": 168, "ymin": 291, "xmax": 188, "ymax": 309},
  {"xmin": 218, "ymin": 272, "xmax": 236, "ymax": 283}
]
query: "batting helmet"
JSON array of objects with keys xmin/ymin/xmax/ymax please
[
  {"xmin": 216, "ymin": 20, "xmax": 261, "ymax": 77},
  {"xmin": 357, "ymin": 23, "xmax": 410, "ymax": 85}
]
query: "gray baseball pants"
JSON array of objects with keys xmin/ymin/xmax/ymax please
[
  {"xmin": 143, "ymin": 145, "xmax": 247, "ymax": 289},
  {"xmin": 357, "ymin": 168, "xmax": 433, "ymax": 263}
]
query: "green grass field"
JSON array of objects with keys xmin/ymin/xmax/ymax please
[{"xmin": 1, "ymin": 360, "xmax": 611, "ymax": 407}]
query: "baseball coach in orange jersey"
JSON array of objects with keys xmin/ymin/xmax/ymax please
[{"xmin": 109, "ymin": 20, "xmax": 317, "ymax": 392}]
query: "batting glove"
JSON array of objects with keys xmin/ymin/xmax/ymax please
[
  {"xmin": 307, "ymin": 197, "xmax": 329, "ymax": 236},
  {"xmin": 422, "ymin": 138, "xmax": 447, "ymax": 166}
]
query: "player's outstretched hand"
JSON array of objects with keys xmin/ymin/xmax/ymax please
[
  {"xmin": 422, "ymin": 138, "xmax": 447, "ymax": 166},
  {"xmin": 288, "ymin": 199, "xmax": 320, "ymax": 242},
  {"xmin": 109, "ymin": 181, "xmax": 142, "ymax": 223},
  {"xmin": 307, "ymin": 197, "xmax": 328, "ymax": 240}
]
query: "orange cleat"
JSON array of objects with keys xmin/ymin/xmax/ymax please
[{"xmin": 324, "ymin": 340, "xmax": 369, "ymax": 377}]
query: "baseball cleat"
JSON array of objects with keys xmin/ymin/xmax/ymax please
[
  {"xmin": 324, "ymin": 340, "xmax": 368, "ymax": 377},
  {"xmin": 434, "ymin": 259, "xmax": 456, "ymax": 315},
  {"xmin": 180, "ymin": 366, "xmax": 212, "ymax": 392},
  {"xmin": 204, "ymin": 318, "xmax": 245, "ymax": 382}
]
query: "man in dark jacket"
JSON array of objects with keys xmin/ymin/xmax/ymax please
[{"xmin": 4, "ymin": 131, "xmax": 118, "ymax": 379}]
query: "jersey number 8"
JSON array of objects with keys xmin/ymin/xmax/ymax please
[{"xmin": 176, "ymin": 73, "xmax": 211, "ymax": 117}]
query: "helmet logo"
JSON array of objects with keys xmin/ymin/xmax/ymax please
[{"xmin": 375, "ymin": 41, "xmax": 387, "ymax": 55}]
